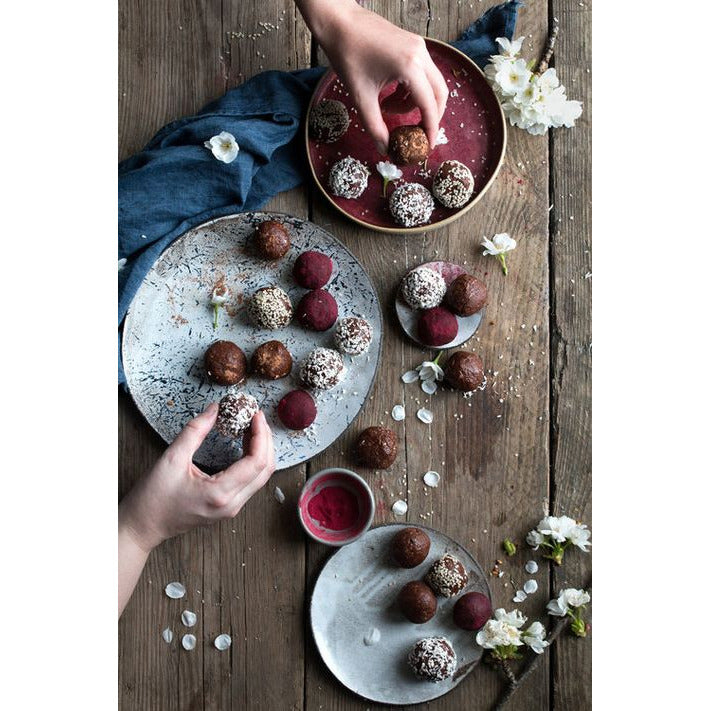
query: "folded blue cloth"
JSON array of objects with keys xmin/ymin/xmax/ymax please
[{"xmin": 118, "ymin": 0, "xmax": 520, "ymax": 384}]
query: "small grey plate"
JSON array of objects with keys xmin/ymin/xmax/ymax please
[
  {"xmin": 395, "ymin": 261, "xmax": 484, "ymax": 349},
  {"xmin": 310, "ymin": 523, "xmax": 491, "ymax": 705},
  {"xmin": 122, "ymin": 212, "xmax": 383, "ymax": 471}
]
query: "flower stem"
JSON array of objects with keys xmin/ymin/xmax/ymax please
[
  {"xmin": 433, "ymin": 351, "xmax": 443, "ymax": 365},
  {"xmin": 213, "ymin": 304, "xmax": 220, "ymax": 329},
  {"xmin": 498, "ymin": 253, "xmax": 508, "ymax": 276},
  {"xmin": 382, "ymin": 178, "xmax": 390, "ymax": 198}
]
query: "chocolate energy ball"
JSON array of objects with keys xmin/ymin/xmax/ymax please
[
  {"xmin": 391, "ymin": 527, "xmax": 431, "ymax": 568},
  {"xmin": 254, "ymin": 220, "xmax": 291, "ymax": 260},
  {"xmin": 309, "ymin": 99, "xmax": 350, "ymax": 143},
  {"xmin": 293, "ymin": 250, "xmax": 333, "ymax": 289},
  {"xmin": 407, "ymin": 637, "xmax": 457, "ymax": 682},
  {"xmin": 401, "ymin": 266, "xmax": 446, "ymax": 310},
  {"xmin": 334, "ymin": 317, "xmax": 373, "ymax": 355},
  {"xmin": 354, "ymin": 426, "xmax": 398, "ymax": 469},
  {"xmin": 204, "ymin": 340, "xmax": 247, "ymax": 386},
  {"xmin": 389, "ymin": 183, "xmax": 435, "ymax": 228},
  {"xmin": 432, "ymin": 159, "xmax": 475, "ymax": 209},
  {"xmin": 444, "ymin": 351, "xmax": 485, "ymax": 392},
  {"xmin": 251, "ymin": 340, "xmax": 292, "ymax": 380},
  {"xmin": 389, "ymin": 125, "xmax": 430, "ymax": 166},
  {"xmin": 446, "ymin": 273, "xmax": 487, "ymax": 316},
  {"xmin": 417, "ymin": 307, "xmax": 458, "ymax": 347},
  {"xmin": 398, "ymin": 581, "xmax": 438, "ymax": 624},
  {"xmin": 248, "ymin": 286, "xmax": 293, "ymax": 330},
  {"xmin": 453, "ymin": 592, "xmax": 492, "ymax": 631},
  {"xmin": 300, "ymin": 347, "xmax": 345, "ymax": 390},
  {"xmin": 215, "ymin": 392, "xmax": 259, "ymax": 439},
  {"xmin": 277, "ymin": 390, "xmax": 317, "ymax": 430},
  {"xmin": 296, "ymin": 289, "xmax": 339, "ymax": 331},
  {"xmin": 425, "ymin": 554, "xmax": 469, "ymax": 597},
  {"xmin": 328, "ymin": 156, "xmax": 370, "ymax": 199}
]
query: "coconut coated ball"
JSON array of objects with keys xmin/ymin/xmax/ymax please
[
  {"xmin": 407, "ymin": 637, "xmax": 456, "ymax": 682},
  {"xmin": 328, "ymin": 157, "xmax": 370, "ymax": 199},
  {"xmin": 401, "ymin": 266, "xmax": 446, "ymax": 310},
  {"xmin": 391, "ymin": 527, "xmax": 431, "ymax": 568},
  {"xmin": 389, "ymin": 125, "xmax": 430, "ymax": 165},
  {"xmin": 215, "ymin": 392, "xmax": 259, "ymax": 439},
  {"xmin": 445, "ymin": 273, "xmax": 487, "ymax": 316},
  {"xmin": 248, "ymin": 286, "xmax": 293, "ymax": 330},
  {"xmin": 254, "ymin": 220, "xmax": 291, "ymax": 260},
  {"xmin": 299, "ymin": 347, "xmax": 345, "ymax": 390},
  {"xmin": 334, "ymin": 317, "xmax": 373, "ymax": 355},
  {"xmin": 204, "ymin": 340, "xmax": 247, "ymax": 386},
  {"xmin": 309, "ymin": 99, "xmax": 350, "ymax": 143},
  {"xmin": 277, "ymin": 390, "xmax": 317, "ymax": 430},
  {"xmin": 432, "ymin": 159, "xmax": 475, "ymax": 209},
  {"xmin": 417, "ymin": 307, "xmax": 458, "ymax": 347},
  {"xmin": 389, "ymin": 183, "xmax": 435, "ymax": 227},
  {"xmin": 444, "ymin": 351, "xmax": 485, "ymax": 392},
  {"xmin": 398, "ymin": 581, "xmax": 438, "ymax": 624},
  {"xmin": 425, "ymin": 554, "xmax": 469, "ymax": 597},
  {"xmin": 354, "ymin": 426, "xmax": 398, "ymax": 469},
  {"xmin": 296, "ymin": 289, "xmax": 339, "ymax": 331},
  {"xmin": 453, "ymin": 592, "xmax": 492, "ymax": 631},
  {"xmin": 293, "ymin": 250, "xmax": 333, "ymax": 289},
  {"xmin": 251, "ymin": 340, "xmax": 292, "ymax": 380}
]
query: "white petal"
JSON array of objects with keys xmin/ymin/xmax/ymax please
[
  {"xmin": 423, "ymin": 471, "xmax": 440, "ymax": 487},
  {"xmin": 274, "ymin": 486, "xmax": 286, "ymax": 504},
  {"xmin": 363, "ymin": 627, "xmax": 381, "ymax": 646},
  {"xmin": 165, "ymin": 582, "xmax": 186, "ymax": 599},
  {"xmin": 118, "ymin": 258, "xmax": 127, "ymax": 271},
  {"xmin": 523, "ymin": 579, "xmax": 538, "ymax": 594},
  {"xmin": 182, "ymin": 634, "xmax": 196, "ymax": 650},
  {"xmin": 421, "ymin": 380, "xmax": 437, "ymax": 395},
  {"xmin": 417, "ymin": 408, "xmax": 433, "ymax": 424},
  {"xmin": 524, "ymin": 560, "xmax": 539, "ymax": 574},
  {"xmin": 391, "ymin": 499, "xmax": 408, "ymax": 515},
  {"xmin": 401, "ymin": 370, "xmax": 419, "ymax": 383},
  {"xmin": 162, "ymin": 628, "xmax": 173, "ymax": 644},
  {"xmin": 214, "ymin": 634, "xmax": 232, "ymax": 651},
  {"xmin": 391, "ymin": 404, "xmax": 406, "ymax": 421},
  {"xmin": 513, "ymin": 590, "xmax": 527, "ymax": 602},
  {"xmin": 181, "ymin": 610, "xmax": 197, "ymax": 627}
]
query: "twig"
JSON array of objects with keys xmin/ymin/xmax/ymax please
[{"xmin": 535, "ymin": 18, "xmax": 559, "ymax": 75}]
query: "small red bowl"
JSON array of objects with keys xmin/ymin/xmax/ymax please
[{"xmin": 298, "ymin": 468, "xmax": 375, "ymax": 546}]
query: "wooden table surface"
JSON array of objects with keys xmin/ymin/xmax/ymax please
[{"xmin": 118, "ymin": 1, "xmax": 592, "ymax": 709}]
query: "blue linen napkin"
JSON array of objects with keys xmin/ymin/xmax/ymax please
[{"xmin": 118, "ymin": 0, "xmax": 520, "ymax": 384}]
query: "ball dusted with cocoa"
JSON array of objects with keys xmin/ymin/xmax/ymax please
[
  {"xmin": 389, "ymin": 125, "xmax": 430, "ymax": 165},
  {"xmin": 398, "ymin": 581, "xmax": 438, "ymax": 624},
  {"xmin": 309, "ymin": 99, "xmax": 350, "ymax": 143},
  {"xmin": 425, "ymin": 554, "xmax": 469, "ymax": 597},
  {"xmin": 251, "ymin": 340, "xmax": 292, "ymax": 380},
  {"xmin": 204, "ymin": 340, "xmax": 247, "ymax": 386},
  {"xmin": 443, "ymin": 351, "xmax": 485, "ymax": 392},
  {"xmin": 446, "ymin": 273, "xmax": 487, "ymax": 316},
  {"xmin": 354, "ymin": 426, "xmax": 398, "ymax": 469},
  {"xmin": 391, "ymin": 527, "xmax": 431, "ymax": 568},
  {"xmin": 254, "ymin": 220, "xmax": 291, "ymax": 260}
]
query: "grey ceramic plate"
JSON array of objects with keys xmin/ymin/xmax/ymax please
[
  {"xmin": 310, "ymin": 523, "xmax": 491, "ymax": 705},
  {"xmin": 122, "ymin": 212, "xmax": 383, "ymax": 471},
  {"xmin": 395, "ymin": 261, "xmax": 484, "ymax": 349}
]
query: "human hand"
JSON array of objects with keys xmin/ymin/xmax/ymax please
[{"xmin": 118, "ymin": 404, "xmax": 275, "ymax": 552}]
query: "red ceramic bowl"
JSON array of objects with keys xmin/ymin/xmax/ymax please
[
  {"xmin": 305, "ymin": 37, "xmax": 507, "ymax": 234},
  {"xmin": 298, "ymin": 468, "xmax": 375, "ymax": 546}
]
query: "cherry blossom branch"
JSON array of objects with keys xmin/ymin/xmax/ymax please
[{"xmin": 535, "ymin": 18, "xmax": 559, "ymax": 75}]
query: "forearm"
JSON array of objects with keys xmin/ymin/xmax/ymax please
[
  {"xmin": 118, "ymin": 503, "xmax": 155, "ymax": 617},
  {"xmin": 294, "ymin": 0, "xmax": 359, "ymax": 48}
]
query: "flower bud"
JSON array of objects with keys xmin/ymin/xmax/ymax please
[
  {"xmin": 570, "ymin": 616, "xmax": 587, "ymax": 638},
  {"xmin": 503, "ymin": 539, "xmax": 516, "ymax": 556}
]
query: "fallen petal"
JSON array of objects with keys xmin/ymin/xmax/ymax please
[
  {"xmin": 391, "ymin": 405, "xmax": 406, "ymax": 421},
  {"xmin": 214, "ymin": 634, "xmax": 232, "ymax": 651},
  {"xmin": 162, "ymin": 628, "xmax": 173, "ymax": 644},
  {"xmin": 363, "ymin": 627, "xmax": 381, "ymax": 646},
  {"xmin": 182, "ymin": 634, "xmax": 196, "ymax": 651},
  {"xmin": 513, "ymin": 590, "xmax": 527, "ymax": 603},
  {"xmin": 165, "ymin": 582, "xmax": 186, "ymax": 599},
  {"xmin": 401, "ymin": 370, "xmax": 419, "ymax": 383},
  {"xmin": 524, "ymin": 560, "xmax": 539, "ymax": 574},
  {"xmin": 523, "ymin": 579, "xmax": 538, "ymax": 594},
  {"xmin": 391, "ymin": 499, "xmax": 408, "ymax": 515},
  {"xmin": 421, "ymin": 380, "xmax": 438, "ymax": 395},
  {"xmin": 423, "ymin": 471, "xmax": 440, "ymax": 488},
  {"xmin": 181, "ymin": 610, "xmax": 197, "ymax": 627},
  {"xmin": 417, "ymin": 408, "xmax": 433, "ymax": 424},
  {"xmin": 274, "ymin": 486, "xmax": 285, "ymax": 504}
]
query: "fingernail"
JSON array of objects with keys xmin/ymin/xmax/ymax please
[{"xmin": 376, "ymin": 141, "xmax": 387, "ymax": 155}]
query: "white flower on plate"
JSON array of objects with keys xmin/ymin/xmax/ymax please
[
  {"xmin": 547, "ymin": 588, "xmax": 591, "ymax": 616},
  {"xmin": 204, "ymin": 131, "xmax": 240, "ymax": 163},
  {"xmin": 521, "ymin": 621, "xmax": 549, "ymax": 654},
  {"xmin": 376, "ymin": 160, "xmax": 402, "ymax": 197},
  {"xmin": 495, "ymin": 36, "xmax": 525, "ymax": 58},
  {"xmin": 211, "ymin": 285, "xmax": 230, "ymax": 329},
  {"xmin": 482, "ymin": 233, "xmax": 517, "ymax": 276},
  {"xmin": 495, "ymin": 59, "xmax": 532, "ymax": 96}
]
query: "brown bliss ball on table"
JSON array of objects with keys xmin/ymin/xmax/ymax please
[
  {"xmin": 389, "ymin": 183, "xmax": 435, "ymax": 228},
  {"xmin": 398, "ymin": 581, "xmax": 438, "ymax": 624},
  {"xmin": 328, "ymin": 156, "xmax": 370, "ymax": 199},
  {"xmin": 296, "ymin": 289, "xmax": 339, "ymax": 331},
  {"xmin": 389, "ymin": 125, "xmax": 430, "ymax": 165},
  {"xmin": 426, "ymin": 554, "xmax": 469, "ymax": 597},
  {"xmin": 417, "ymin": 307, "xmax": 458, "ymax": 347},
  {"xmin": 254, "ymin": 220, "xmax": 291, "ymax": 260},
  {"xmin": 391, "ymin": 527, "xmax": 431, "ymax": 568},
  {"xmin": 309, "ymin": 99, "xmax": 350, "ymax": 143},
  {"xmin": 334, "ymin": 317, "xmax": 373, "ymax": 355},
  {"xmin": 453, "ymin": 592, "xmax": 492, "ymax": 631},
  {"xmin": 277, "ymin": 390, "xmax": 317, "ymax": 430},
  {"xmin": 407, "ymin": 637, "xmax": 457, "ymax": 682},
  {"xmin": 444, "ymin": 351, "xmax": 485, "ymax": 392},
  {"xmin": 300, "ymin": 347, "xmax": 345, "ymax": 390},
  {"xmin": 204, "ymin": 340, "xmax": 247, "ymax": 386},
  {"xmin": 248, "ymin": 286, "xmax": 293, "ymax": 330},
  {"xmin": 354, "ymin": 426, "xmax": 398, "ymax": 469},
  {"xmin": 446, "ymin": 273, "xmax": 487, "ymax": 316},
  {"xmin": 215, "ymin": 392, "xmax": 259, "ymax": 439},
  {"xmin": 432, "ymin": 159, "xmax": 475, "ymax": 209},
  {"xmin": 293, "ymin": 250, "xmax": 333, "ymax": 289},
  {"xmin": 251, "ymin": 340, "xmax": 292, "ymax": 380}
]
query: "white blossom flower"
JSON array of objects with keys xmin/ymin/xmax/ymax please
[
  {"xmin": 476, "ymin": 618, "xmax": 523, "ymax": 649},
  {"xmin": 537, "ymin": 515, "xmax": 577, "ymax": 542},
  {"xmin": 482, "ymin": 233, "xmax": 517, "ymax": 275},
  {"xmin": 204, "ymin": 131, "xmax": 240, "ymax": 163},
  {"xmin": 537, "ymin": 67, "xmax": 561, "ymax": 92},
  {"xmin": 522, "ymin": 621, "xmax": 549, "ymax": 654},
  {"xmin": 495, "ymin": 59, "xmax": 532, "ymax": 96},
  {"xmin": 494, "ymin": 607, "xmax": 527, "ymax": 629},
  {"xmin": 547, "ymin": 588, "xmax": 591, "ymax": 616},
  {"xmin": 417, "ymin": 360, "xmax": 444, "ymax": 382},
  {"xmin": 495, "ymin": 36, "xmax": 525, "ymax": 58},
  {"xmin": 568, "ymin": 523, "xmax": 591, "ymax": 551},
  {"xmin": 376, "ymin": 161, "xmax": 402, "ymax": 197},
  {"xmin": 210, "ymin": 286, "xmax": 230, "ymax": 306}
]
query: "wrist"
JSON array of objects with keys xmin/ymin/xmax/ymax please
[
  {"xmin": 298, "ymin": 0, "xmax": 361, "ymax": 49},
  {"xmin": 118, "ymin": 496, "xmax": 163, "ymax": 553}
]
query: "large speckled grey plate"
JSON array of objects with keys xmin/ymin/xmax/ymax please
[
  {"xmin": 122, "ymin": 212, "xmax": 383, "ymax": 471},
  {"xmin": 310, "ymin": 523, "xmax": 490, "ymax": 705}
]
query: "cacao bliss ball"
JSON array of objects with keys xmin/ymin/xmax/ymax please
[
  {"xmin": 204, "ymin": 340, "xmax": 247, "ymax": 386},
  {"xmin": 401, "ymin": 266, "xmax": 446, "ymax": 310},
  {"xmin": 215, "ymin": 392, "xmax": 259, "ymax": 439},
  {"xmin": 253, "ymin": 220, "xmax": 291, "ymax": 260},
  {"xmin": 389, "ymin": 183, "xmax": 435, "ymax": 228},
  {"xmin": 425, "ymin": 554, "xmax": 469, "ymax": 597},
  {"xmin": 398, "ymin": 581, "xmax": 438, "ymax": 624},
  {"xmin": 391, "ymin": 527, "xmax": 431, "ymax": 568},
  {"xmin": 328, "ymin": 156, "xmax": 370, "ymax": 199},
  {"xmin": 443, "ymin": 351, "xmax": 485, "ymax": 392},
  {"xmin": 407, "ymin": 637, "xmax": 457, "ymax": 682},
  {"xmin": 277, "ymin": 390, "xmax": 317, "ymax": 430},
  {"xmin": 251, "ymin": 340, "xmax": 292, "ymax": 380},
  {"xmin": 296, "ymin": 289, "xmax": 339, "ymax": 331},
  {"xmin": 417, "ymin": 307, "xmax": 458, "ymax": 347},
  {"xmin": 453, "ymin": 592, "xmax": 492, "ymax": 631},
  {"xmin": 309, "ymin": 99, "xmax": 350, "ymax": 143},
  {"xmin": 432, "ymin": 159, "xmax": 475, "ymax": 209},
  {"xmin": 445, "ymin": 273, "xmax": 487, "ymax": 316},
  {"xmin": 354, "ymin": 426, "xmax": 398, "ymax": 469},
  {"xmin": 299, "ymin": 347, "xmax": 345, "ymax": 390},
  {"xmin": 388, "ymin": 125, "xmax": 430, "ymax": 165},
  {"xmin": 248, "ymin": 286, "xmax": 293, "ymax": 330},
  {"xmin": 334, "ymin": 316, "xmax": 373, "ymax": 355},
  {"xmin": 293, "ymin": 250, "xmax": 333, "ymax": 289}
]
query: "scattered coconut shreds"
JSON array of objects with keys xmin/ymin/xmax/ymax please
[
  {"xmin": 402, "ymin": 370, "xmax": 419, "ymax": 383},
  {"xmin": 165, "ymin": 582, "xmax": 186, "ymax": 599},
  {"xmin": 364, "ymin": 627, "xmax": 381, "ymax": 646},
  {"xmin": 391, "ymin": 405, "xmax": 406, "ymax": 421},
  {"xmin": 162, "ymin": 628, "xmax": 173, "ymax": 644},
  {"xmin": 274, "ymin": 486, "xmax": 286, "ymax": 504},
  {"xmin": 423, "ymin": 471, "xmax": 440, "ymax": 488},
  {"xmin": 525, "ymin": 560, "xmax": 539, "ymax": 574},
  {"xmin": 392, "ymin": 499, "xmax": 408, "ymax": 515},
  {"xmin": 181, "ymin": 610, "xmax": 197, "ymax": 627},
  {"xmin": 417, "ymin": 408, "xmax": 433, "ymax": 424},
  {"xmin": 513, "ymin": 590, "xmax": 527, "ymax": 603},
  {"xmin": 523, "ymin": 579, "xmax": 538, "ymax": 594},
  {"xmin": 421, "ymin": 380, "xmax": 438, "ymax": 395},
  {"xmin": 214, "ymin": 634, "xmax": 232, "ymax": 651},
  {"xmin": 182, "ymin": 634, "xmax": 197, "ymax": 651}
]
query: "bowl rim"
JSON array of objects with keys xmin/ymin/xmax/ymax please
[{"xmin": 298, "ymin": 467, "xmax": 376, "ymax": 546}]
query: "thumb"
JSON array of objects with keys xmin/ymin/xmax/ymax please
[
  {"xmin": 354, "ymin": 88, "xmax": 390, "ymax": 154},
  {"xmin": 170, "ymin": 402, "xmax": 219, "ymax": 456}
]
